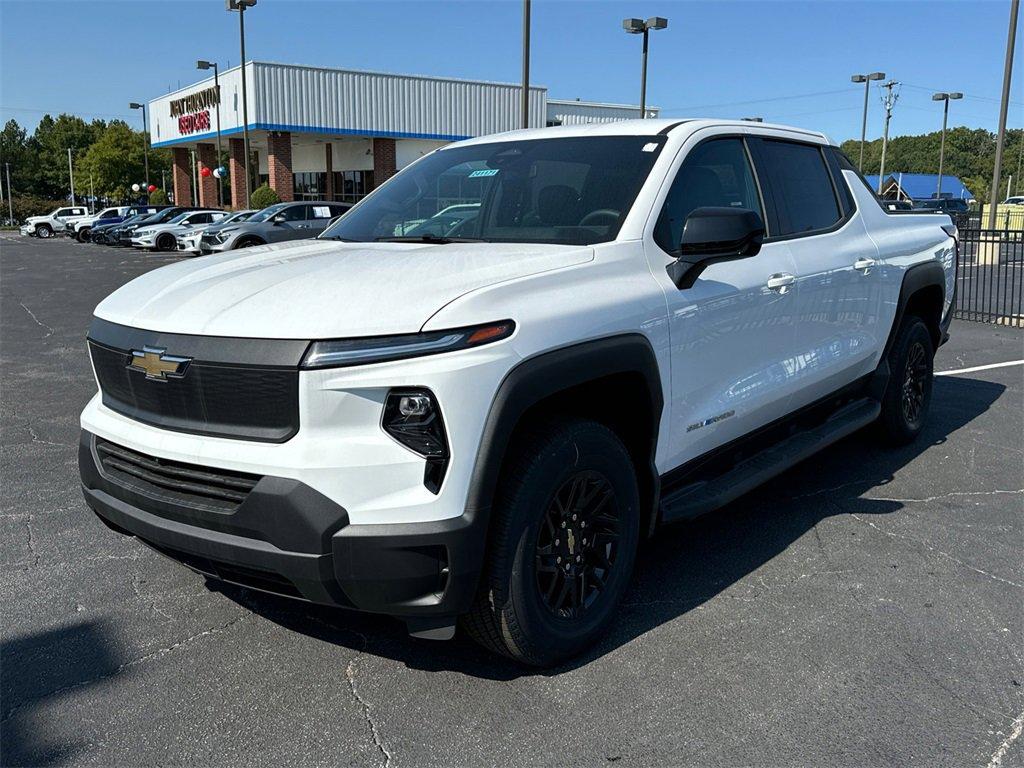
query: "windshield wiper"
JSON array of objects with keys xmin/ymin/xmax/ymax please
[
  {"xmin": 319, "ymin": 235, "xmax": 360, "ymax": 242},
  {"xmin": 375, "ymin": 235, "xmax": 487, "ymax": 244}
]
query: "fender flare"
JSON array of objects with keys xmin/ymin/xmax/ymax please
[{"xmin": 464, "ymin": 333, "xmax": 664, "ymax": 533}]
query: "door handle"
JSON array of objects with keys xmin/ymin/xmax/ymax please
[
  {"xmin": 766, "ymin": 273, "xmax": 795, "ymax": 293},
  {"xmin": 853, "ymin": 258, "xmax": 877, "ymax": 274}
]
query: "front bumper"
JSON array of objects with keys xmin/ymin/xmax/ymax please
[
  {"xmin": 79, "ymin": 429, "xmax": 485, "ymax": 618},
  {"xmin": 20, "ymin": 224, "xmax": 34, "ymax": 236}
]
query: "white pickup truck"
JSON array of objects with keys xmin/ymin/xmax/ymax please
[
  {"xmin": 21, "ymin": 205, "xmax": 89, "ymax": 238},
  {"xmin": 79, "ymin": 119, "xmax": 956, "ymax": 665}
]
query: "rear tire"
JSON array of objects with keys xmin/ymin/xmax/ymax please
[
  {"xmin": 877, "ymin": 317, "xmax": 934, "ymax": 445},
  {"xmin": 234, "ymin": 237, "xmax": 263, "ymax": 249},
  {"xmin": 462, "ymin": 419, "xmax": 640, "ymax": 666}
]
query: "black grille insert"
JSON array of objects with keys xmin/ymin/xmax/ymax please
[
  {"xmin": 89, "ymin": 340, "xmax": 299, "ymax": 442},
  {"xmin": 96, "ymin": 438, "xmax": 261, "ymax": 512}
]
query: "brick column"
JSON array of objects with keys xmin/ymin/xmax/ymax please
[
  {"xmin": 196, "ymin": 143, "xmax": 219, "ymax": 208},
  {"xmin": 372, "ymin": 138, "xmax": 397, "ymax": 188},
  {"xmin": 228, "ymin": 138, "xmax": 247, "ymax": 209},
  {"xmin": 324, "ymin": 143, "xmax": 334, "ymax": 201},
  {"xmin": 267, "ymin": 131, "xmax": 294, "ymax": 202},
  {"xmin": 172, "ymin": 148, "xmax": 192, "ymax": 206}
]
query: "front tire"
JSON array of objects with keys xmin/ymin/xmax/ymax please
[
  {"xmin": 877, "ymin": 317, "xmax": 934, "ymax": 445},
  {"xmin": 77, "ymin": 228, "xmax": 91, "ymax": 242},
  {"xmin": 36, "ymin": 224, "xmax": 53, "ymax": 239},
  {"xmin": 156, "ymin": 233, "xmax": 176, "ymax": 252},
  {"xmin": 463, "ymin": 419, "xmax": 640, "ymax": 666}
]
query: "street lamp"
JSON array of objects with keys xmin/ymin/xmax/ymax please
[
  {"xmin": 931, "ymin": 92, "xmax": 962, "ymax": 199},
  {"xmin": 227, "ymin": 0, "xmax": 257, "ymax": 207},
  {"xmin": 197, "ymin": 59, "xmax": 224, "ymax": 205},
  {"xmin": 623, "ymin": 16, "xmax": 668, "ymax": 118},
  {"xmin": 851, "ymin": 72, "xmax": 885, "ymax": 171},
  {"xmin": 129, "ymin": 102, "xmax": 150, "ymax": 191}
]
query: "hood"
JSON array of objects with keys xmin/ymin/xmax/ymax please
[{"xmin": 94, "ymin": 238, "xmax": 593, "ymax": 338}]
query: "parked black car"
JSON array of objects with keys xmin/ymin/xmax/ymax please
[{"xmin": 912, "ymin": 197, "xmax": 970, "ymax": 214}]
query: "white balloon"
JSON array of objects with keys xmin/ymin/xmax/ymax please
[
  {"xmin": 213, "ymin": 168, "xmax": 223, "ymax": 179},
  {"xmin": 131, "ymin": 183, "xmax": 141, "ymax": 193}
]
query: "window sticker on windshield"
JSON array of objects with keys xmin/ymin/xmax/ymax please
[
  {"xmin": 468, "ymin": 169, "xmax": 500, "ymax": 178},
  {"xmin": 312, "ymin": 206, "xmax": 331, "ymax": 218},
  {"xmin": 642, "ymin": 142, "xmax": 659, "ymax": 152}
]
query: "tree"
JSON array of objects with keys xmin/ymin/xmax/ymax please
[
  {"xmin": 31, "ymin": 114, "xmax": 101, "ymax": 199},
  {"xmin": 250, "ymin": 183, "xmax": 279, "ymax": 209},
  {"xmin": 0, "ymin": 119, "xmax": 39, "ymax": 196},
  {"xmin": 78, "ymin": 121, "xmax": 149, "ymax": 201},
  {"xmin": 149, "ymin": 188, "xmax": 169, "ymax": 205}
]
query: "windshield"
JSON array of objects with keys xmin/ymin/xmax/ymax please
[
  {"xmin": 223, "ymin": 210, "xmax": 255, "ymax": 224},
  {"xmin": 320, "ymin": 136, "xmax": 665, "ymax": 245},
  {"xmin": 248, "ymin": 203, "xmax": 291, "ymax": 223}
]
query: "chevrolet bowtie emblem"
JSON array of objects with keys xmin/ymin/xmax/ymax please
[{"xmin": 127, "ymin": 346, "xmax": 191, "ymax": 381}]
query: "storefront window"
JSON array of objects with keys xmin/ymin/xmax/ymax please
[
  {"xmin": 332, "ymin": 170, "xmax": 374, "ymax": 203},
  {"xmin": 293, "ymin": 172, "xmax": 327, "ymax": 200}
]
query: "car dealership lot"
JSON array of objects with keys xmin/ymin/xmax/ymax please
[{"xmin": 1, "ymin": 233, "xmax": 1022, "ymax": 768}]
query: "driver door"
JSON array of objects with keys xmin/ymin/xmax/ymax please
[
  {"xmin": 269, "ymin": 205, "xmax": 311, "ymax": 242},
  {"xmin": 648, "ymin": 135, "xmax": 801, "ymax": 470}
]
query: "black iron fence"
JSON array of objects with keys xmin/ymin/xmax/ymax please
[
  {"xmin": 953, "ymin": 208, "xmax": 1024, "ymax": 233},
  {"xmin": 953, "ymin": 226, "xmax": 1023, "ymax": 326}
]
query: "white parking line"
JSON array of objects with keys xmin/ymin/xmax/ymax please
[{"xmin": 935, "ymin": 360, "xmax": 1024, "ymax": 376}]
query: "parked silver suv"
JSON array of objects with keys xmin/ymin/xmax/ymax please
[{"xmin": 200, "ymin": 201, "xmax": 351, "ymax": 253}]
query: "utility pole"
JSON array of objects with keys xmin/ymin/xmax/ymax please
[
  {"xmin": 5, "ymin": 163, "xmax": 13, "ymax": 224},
  {"xmin": 89, "ymin": 173, "xmax": 95, "ymax": 214},
  {"xmin": 877, "ymin": 80, "xmax": 900, "ymax": 195},
  {"xmin": 521, "ymin": 0, "xmax": 530, "ymax": 129},
  {"xmin": 67, "ymin": 148, "xmax": 76, "ymax": 205},
  {"xmin": 988, "ymin": 0, "xmax": 1019, "ymax": 227}
]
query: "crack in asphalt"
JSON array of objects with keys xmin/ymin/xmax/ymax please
[
  {"xmin": 345, "ymin": 635, "xmax": 393, "ymax": 768},
  {"xmin": 0, "ymin": 613, "xmax": 250, "ymax": 724},
  {"xmin": 18, "ymin": 302, "xmax": 55, "ymax": 338},
  {"xmin": 988, "ymin": 710, "xmax": 1024, "ymax": 767},
  {"xmin": 850, "ymin": 512, "xmax": 1024, "ymax": 589}
]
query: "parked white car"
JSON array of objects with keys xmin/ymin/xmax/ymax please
[
  {"xmin": 80, "ymin": 119, "xmax": 957, "ymax": 665},
  {"xmin": 176, "ymin": 209, "xmax": 256, "ymax": 255},
  {"xmin": 20, "ymin": 205, "xmax": 89, "ymax": 238},
  {"xmin": 131, "ymin": 209, "xmax": 227, "ymax": 251}
]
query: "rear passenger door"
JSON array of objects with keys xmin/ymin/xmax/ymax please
[
  {"xmin": 750, "ymin": 138, "xmax": 883, "ymax": 406},
  {"xmin": 651, "ymin": 135, "xmax": 802, "ymax": 469},
  {"xmin": 306, "ymin": 204, "xmax": 337, "ymax": 236}
]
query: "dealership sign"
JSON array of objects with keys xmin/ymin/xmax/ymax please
[{"xmin": 170, "ymin": 85, "xmax": 219, "ymax": 135}]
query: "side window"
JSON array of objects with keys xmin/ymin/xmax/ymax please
[
  {"xmin": 309, "ymin": 205, "xmax": 333, "ymax": 220},
  {"xmin": 654, "ymin": 138, "xmax": 763, "ymax": 253},
  {"xmin": 281, "ymin": 205, "xmax": 309, "ymax": 222},
  {"xmin": 759, "ymin": 141, "xmax": 841, "ymax": 235},
  {"xmin": 328, "ymin": 204, "xmax": 350, "ymax": 218},
  {"xmin": 55, "ymin": 208, "xmax": 73, "ymax": 218}
]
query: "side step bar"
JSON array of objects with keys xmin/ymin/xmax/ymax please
[{"xmin": 659, "ymin": 398, "xmax": 881, "ymax": 523}]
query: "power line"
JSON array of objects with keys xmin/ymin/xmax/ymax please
[
  {"xmin": 901, "ymin": 82, "xmax": 1024, "ymax": 107},
  {"xmin": 659, "ymin": 88, "xmax": 851, "ymax": 114},
  {"xmin": 0, "ymin": 105, "xmax": 135, "ymax": 120}
]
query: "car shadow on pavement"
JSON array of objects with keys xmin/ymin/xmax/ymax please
[
  {"xmin": 202, "ymin": 374, "xmax": 1006, "ymax": 680},
  {"xmin": 1, "ymin": 621, "xmax": 121, "ymax": 766}
]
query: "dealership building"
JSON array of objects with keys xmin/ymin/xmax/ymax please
[{"xmin": 148, "ymin": 61, "xmax": 657, "ymax": 208}]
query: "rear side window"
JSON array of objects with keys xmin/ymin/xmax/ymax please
[
  {"xmin": 654, "ymin": 137, "xmax": 764, "ymax": 253},
  {"xmin": 760, "ymin": 141, "xmax": 841, "ymax": 235},
  {"xmin": 281, "ymin": 205, "xmax": 309, "ymax": 222}
]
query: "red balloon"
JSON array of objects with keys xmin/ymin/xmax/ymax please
[
  {"xmin": 200, "ymin": 166, "xmax": 212, "ymax": 178},
  {"xmin": 147, "ymin": 184, "xmax": 156, "ymax": 193}
]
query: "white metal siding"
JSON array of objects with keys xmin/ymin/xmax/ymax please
[{"xmin": 547, "ymin": 100, "xmax": 658, "ymax": 125}]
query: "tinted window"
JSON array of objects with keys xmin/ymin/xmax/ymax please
[
  {"xmin": 320, "ymin": 136, "xmax": 665, "ymax": 246},
  {"xmin": 654, "ymin": 138, "xmax": 763, "ymax": 253},
  {"xmin": 760, "ymin": 141, "xmax": 841, "ymax": 235},
  {"xmin": 56, "ymin": 208, "xmax": 73, "ymax": 217},
  {"xmin": 280, "ymin": 205, "xmax": 309, "ymax": 222}
]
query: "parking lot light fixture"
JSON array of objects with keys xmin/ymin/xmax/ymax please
[
  {"xmin": 851, "ymin": 72, "xmax": 885, "ymax": 171},
  {"xmin": 623, "ymin": 16, "xmax": 668, "ymax": 118},
  {"xmin": 197, "ymin": 59, "xmax": 224, "ymax": 206},
  {"xmin": 932, "ymin": 92, "xmax": 963, "ymax": 199},
  {"xmin": 129, "ymin": 102, "xmax": 150, "ymax": 192},
  {"xmin": 227, "ymin": 0, "xmax": 257, "ymax": 207}
]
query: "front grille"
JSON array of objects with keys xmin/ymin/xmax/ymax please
[
  {"xmin": 95, "ymin": 437, "xmax": 261, "ymax": 513},
  {"xmin": 89, "ymin": 340, "xmax": 299, "ymax": 442}
]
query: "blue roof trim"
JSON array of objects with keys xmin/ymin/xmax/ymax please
[
  {"xmin": 864, "ymin": 172, "xmax": 974, "ymax": 201},
  {"xmin": 151, "ymin": 122, "xmax": 471, "ymax": 148}
]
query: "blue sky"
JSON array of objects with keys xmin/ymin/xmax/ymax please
[{"xmin": 1, "ymin": 0, "xmax": 1020, "ymax": 143}]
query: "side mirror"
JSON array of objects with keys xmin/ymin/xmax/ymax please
[
  {"xmin": 666, "ymin": 207, "xmax": 765, "ymax": 289},
  {"xmin": 271, "ymin": 213, "xmax": 286, "ymax": 224}
]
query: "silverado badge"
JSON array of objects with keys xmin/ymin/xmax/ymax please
[{"xmin": 127, "ymin": 346, "xmax": 191, "ymax": 382}]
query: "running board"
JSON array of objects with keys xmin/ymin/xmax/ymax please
[{"xmin": 659, "ymin": 398, "xmax": 881, "ymax": 523}]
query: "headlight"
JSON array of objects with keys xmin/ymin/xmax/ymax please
[
  {"xmin": 382, "ymin": 388, "xmax": 449, "ymax": 493},
  {"xmin": 300, "ymin": 320, "xmax": 515, "ymax": 370}
]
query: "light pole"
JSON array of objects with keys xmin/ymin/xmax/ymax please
[
  {"xmin": 197, "ymin": 59, "xmax": 224, "ymax": 205},
  {"xmin": 877, "ymin": 80, "xmax": 900, "ymax": 195},
  {"xmin": 521, "ymin": 0, "xmax": 531, "ymax": 129},
  {"xmin": 931, "ymin": 92, "xmax": 962, "ymax": 199},
  {"xmin": 988, "ymin": 0, "xmax": 1019, "ymax": 228},
  {"xmin": 67, "ymin": 147, "xmax": 76, "ymax": 205},
  {"xmin": 227, "ymin": 0, "xmax": 257, "ymax": 207},
  {"xmin": 5, "ymin": 163, "xmax": 13, "ymax": 224},
  {"xmin": 851, "ymin": 72, "xmax": 885, "ymax": 171},
  {"xmin": 623, "ymin": 16, "xmax": 668, "ymax": 118},
  {"xmin": 129, "ymin": 102, "xmax": 150, "ymax": 189}
]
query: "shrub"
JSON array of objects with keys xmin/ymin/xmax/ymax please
[
  {"xmin": 3, "ymin": 194, "xmax": 67, "ymax": 226},
  {"xmin": 249, "ymin": 183, "xmax": 280, "ymax": 210},
  {"xmin": 148, "ymin": 188, "xmax": 169, "ymax": 205}
]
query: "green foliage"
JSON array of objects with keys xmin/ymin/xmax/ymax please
[
  {"xmin": 149, "ymin": 188, "xmax": 169, "ymax": 205},
  {"xmin": 3, "ymin": 194, "xmax": 67, "ymax": 224},
  {"xmin": 249, "ymin": 183, "xmax": 280, "ymax": 209},
  {"xmin": 839, "ymin": 127, "xmax": 1023, "ymax": 204},
  {"xmin": 78, "ymin": 121, "xmax": 150, "ymax": 201}
]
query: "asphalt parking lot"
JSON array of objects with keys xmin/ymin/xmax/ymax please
[{"xmin": 1, "ymin": 232, "xmax": 1022, "ymax": 768}]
